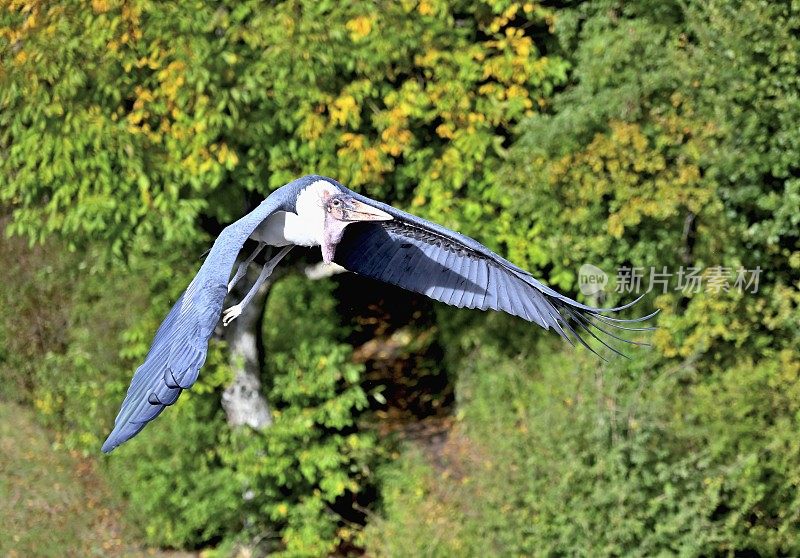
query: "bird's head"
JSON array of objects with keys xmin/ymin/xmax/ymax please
[{"xmin": 321, "ymin": 193, "xmax": 392, "ymax": 263}]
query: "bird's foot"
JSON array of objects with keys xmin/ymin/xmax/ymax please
[{"xmin": 222, "ymin": 304, "xmax": 242, "ymax": 326}]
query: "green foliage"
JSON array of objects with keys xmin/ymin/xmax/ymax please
[
  {"xmin": 3, "ymin": 0, "xmax": 799, "ymax": 555},
  {"xmin": 1, "ymin": 0, "xmax": 566, "ymax": 259},
  {"xmin": 31, "ymin": 260, "xmax": 154, "ymax": 450},
  {"xmin": 367, "ymin": 1, "xmax": 800, "ymax": 555},
  {"xmin": 221, "ymin": 276, "xmax": 375, "ymax": 557},
  {"xmin": 368, "ymin": 344, "xmax": 800, "ymax": 556},
  {"xmin": 0, "ymin": 223, "xmax": 75, "ymax": 403},
  {"xmin": 107, "ymin": 360, "xmax": 243, "ymax": 549},
  {"xmin": 1, "ymin": 0, "xmax": 569, "ymax": 552},
  {"xmin": 102, "ymin": 276, "xmax": 374, "ymax": 554},
  {"xmin": 501, "ymin": 0, "xmax": 798, "ymax": 363},
  {"xmin": 52, "ymin": 274, "xmax": 376, "ymax": 553},
  {"xmin": 0, "ymin": 231, "xmax": 245, "ymax": 547}
]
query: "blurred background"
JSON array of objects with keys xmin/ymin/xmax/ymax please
[{"xmin": 1, "ymin": 1, "xmax": 798, "ymax": 556}]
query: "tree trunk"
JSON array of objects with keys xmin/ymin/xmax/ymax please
[
  {"xmin": 219, "ymin": 260, "xmax": 344, "ymax": 430},
  {"xmin": 220, "ymin": 267, "xmax": 273, "ymax": 430}
]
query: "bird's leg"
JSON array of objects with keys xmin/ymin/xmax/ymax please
[
  {"xmin": 228, "ymin": 242, "xmax": 268, "ymax": 293},
  {"xmin": 222, "ymin": 246, "xmax": 293, "ymax": 326}
]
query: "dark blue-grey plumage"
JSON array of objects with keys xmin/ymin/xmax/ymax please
[
  {"xmin": 334, "ymin": 191, "xmax": 654, "ymax": 354},
  {"xmin": 101, "ymin": 176, "xmax": 316, "ymax": 453}
]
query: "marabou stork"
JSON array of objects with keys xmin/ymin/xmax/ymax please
[{"xmin": 102, "ymin": 175, "xmax": 654, "ymax": 452}]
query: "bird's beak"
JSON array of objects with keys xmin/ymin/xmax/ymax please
[{"xmin": 343, "ymin": 200, "xmax": 393, "ymax": 222}]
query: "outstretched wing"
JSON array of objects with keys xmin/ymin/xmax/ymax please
[
  {"xmin": 101, "ymin": 190, "xmax": 289, "ymax": 453},
  {"xmin": 334, "ymin": 192, "xmax": 656, "ymax": 356}
]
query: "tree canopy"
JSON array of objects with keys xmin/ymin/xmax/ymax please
[{"xmin": 1, "ymin": 0, "xmax": 798, "ymax": 556}]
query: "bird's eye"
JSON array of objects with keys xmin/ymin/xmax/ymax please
[{"xmin": 332, "ymin": 199, "xmax": 341, "ymax": 207}]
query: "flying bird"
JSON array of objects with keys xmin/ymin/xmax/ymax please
[{"xmin": 102, "ymin": 175, "xmax": 654, "ymax": 452}]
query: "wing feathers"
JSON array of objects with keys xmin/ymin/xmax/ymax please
[
  {"xmin": 334, "ymin": 208, "xmax": 654, "ymax": 356},
  {"xmin": 102, "ymin": 190, "xmax": 288, "ymax": 453},
  {"xmin": 480, "ymin": 262, "xmax": 495, "ymax": 311},
  {"xmin": 429, "ymin": 249, "xmax": 457, "ymax": 303},
  {"xmin": 458, "ymin": 257, "xmax": 479, "ymax": 309}
]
